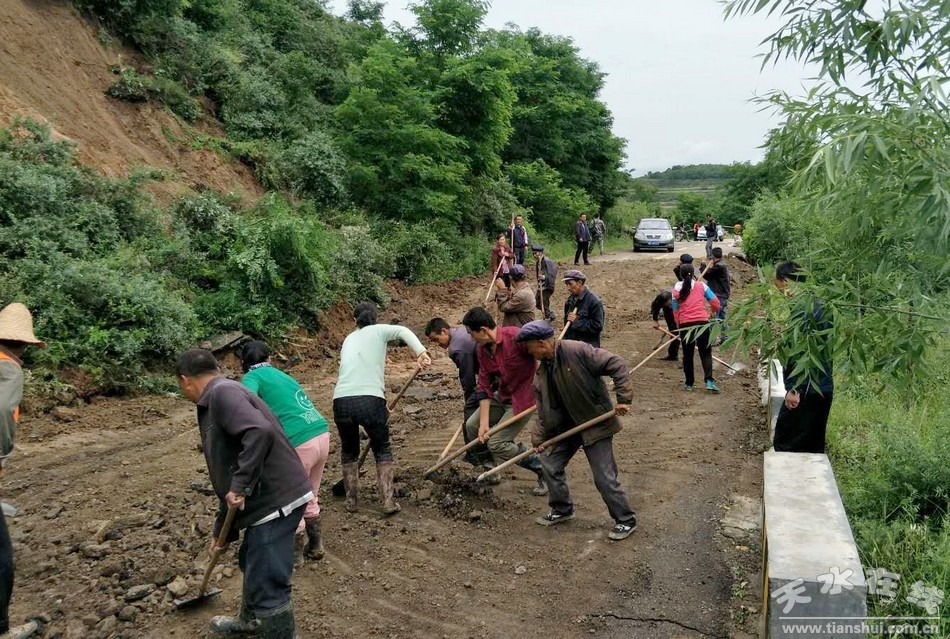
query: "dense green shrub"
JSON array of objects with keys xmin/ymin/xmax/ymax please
[
  {"xmin": 830, "ymin": 375, "xmax": 950, "ymax": 618},
  {"xmin": 107, "ymin": 67, "xmax": 202, "ymax": 121},
  {"xmin": 374, "ymin": 221, "xmax": 488, "ymax": 284},
  {"xmin": 0, "ymin": 121, "xmax": 201, "ymax": 390},
  {"xmin": 264, "ymin": 132, "xmax": 348, "ymax": 207},
  {"xmin": 504, "ymin": 160, "xmax": 593, "ymax": 235},
  {"xmin": 741, "ymin": 193, "xmax": 823, "ymax": 265}
]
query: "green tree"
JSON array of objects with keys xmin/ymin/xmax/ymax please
[
  {"xmin": 725, "ymin": 0, "xmax": 950, "ymax": 392},
  {"xmin": 336, "ymin": 40, "xmax": 469, "ymax": 223},
  {"xmin": 407, "ymin": 0, "xmax": 489, "ymax": 59},
  {"xmin": 435, "ymin": 47, "xmax": 516, "ymax": 177},
  {"xmin": 495, "ymin": 28, "xmax": 627, "ymax": 214},
  {"xmin": 505, "ymin": 160, "xmax": 593, "ymax": 235}
]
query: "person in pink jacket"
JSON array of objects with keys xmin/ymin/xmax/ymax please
[{"xmin": 672, "ymin": 264, "xmax": 721, "ymax": 392}]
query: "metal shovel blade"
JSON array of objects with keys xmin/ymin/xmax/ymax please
[
  {"xmin": 726, "ymin": 361, "xmax": 747, "ymax": 376},
  {"xmin": 173, "ymin": 587, "xmax": 223, "ymax": 611}
]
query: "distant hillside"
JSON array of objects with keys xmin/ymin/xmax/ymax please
[
  {"xmin": 636, "ymin": 164, "xmax": 733, "ymax": 211},
  {"xmin": 644, "ymin": 164, "xmax": 733, "ymax": 181}
]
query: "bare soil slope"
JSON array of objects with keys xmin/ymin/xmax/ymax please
[
  {"xmin": 5, "ymin": 250, "xmax": 768, "ymax": 639},
  {"xmin": 0, "ymin": 0, "xmax": 262, "ymax": 203}
]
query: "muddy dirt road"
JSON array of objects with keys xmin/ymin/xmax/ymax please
[{"xmin": 5, "ymin": 246, "xmax": 767, "ymax": 639}]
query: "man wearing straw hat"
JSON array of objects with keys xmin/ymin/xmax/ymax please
[
  {"xmin": 515, "ymin": 320, "xmax": 637, "ymax": 541},
  {"xmin": 0, "ymin": 303, "xmax": 46, "ymax": 638}
]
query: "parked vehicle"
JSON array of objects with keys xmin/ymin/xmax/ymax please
[
  {"xmin": 696, "ymin": 226, "xmax": 708, "ymax": 241},
  {"xmin": 633, "ymin": 218, "xmax": 675, "ymax": 252},
  {"xmin": 716, "ymin": 225, "xmax": 725, "ymax": 241}
]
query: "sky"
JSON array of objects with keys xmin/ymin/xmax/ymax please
[{"xmin": 326, "ymin": 0, "xmax": 816, "ymax": 175}]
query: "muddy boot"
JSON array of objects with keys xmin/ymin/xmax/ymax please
[
  {"xmin": 516, "ymin": 452, "xmax": 549, "ymax": 497},
  {"xmin": 293, "ymin": 531, "xmax": 305, "ymax": 567},
  {"xmin": 342, "ymin": 462, "xmax": 359, "ymax": 512},
  {"xmin": 376, "ymin": 461, "xmax": 401, "ymax": 515},
  {"xmin": 303, "ymin": 516, "xmax": 324, "ymax": 560},
  {"xmin": 256, "ymin": 604, "xmax": 296, "ymax": 639},
  {"xmin": 210, "ymin": 602, "xmax": 259, "ymax": 635}
]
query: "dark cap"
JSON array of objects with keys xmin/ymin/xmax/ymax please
[
  {"xmin": 510, "ymin": 264, "xmax": 526, "ymax": 278},
  {"xmin": 531, "ymin": 244, "xmax": 544, "ymax": 252},
  {"xmin": 515, "ymin": 320, "xmax": 556, "ymax": 342},
  {"xmin": 562, "ymin": 269, "xmax": 586, "ymax": 282},
  {"xmin": 679, "ymin": 254, "xmax": 694, "ymax": 264}
]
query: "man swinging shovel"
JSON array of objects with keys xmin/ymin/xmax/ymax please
[{"xmin": 498, "ymin": 320, "xmax": 638, "ymax": 541}]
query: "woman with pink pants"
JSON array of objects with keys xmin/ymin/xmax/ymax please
[{"xmin": 241, "ymin": 341, "xmax": 330, "ymax": 562}]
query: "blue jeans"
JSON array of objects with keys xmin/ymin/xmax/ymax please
[
  {"xmin": 238, "ymin": 504, "xmax": 304, "ymax": 616},
  {"xmin": 716, "ymin": 298, "xmax": 729, "ymax": 339}
]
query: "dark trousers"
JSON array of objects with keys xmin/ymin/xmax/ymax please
[
  {"xmin": 239, "ymin": 504, "xmax": 304, "ymax": 617},
  {"xmin": 540, "ymin": 435, "xmax": 635, "ymax": 524},
  {"xmin": 662, "ymin": 307, "xmax": 680, "ymax": 359},
  {"xmin": 0, "ymin": 508, "xmax": 12, "ymax": 633},
  {"xmin": 333, "ymin": 396, "xmax": 392, "ymax": 463},
  {"xmin": 574, "ymin": 240, "xmax": 589, "ymax": 264},
  {"xmin": 461, "ymin": 393, "xmax": 492, "ymax": 467},
  {"xmin": 535, "ymin": 289, "xmax": 555, "ymax": 321},
  {"xmin": 773, "ymin": 392, "xmax": 834, "ymax": 453},
  {"xmin": 513, "ymin": 247, "xmax": 526, "ymax": 265},
  {"xmin": 679, "ymin": 321, "xmax": 713, "ymax": 386}
]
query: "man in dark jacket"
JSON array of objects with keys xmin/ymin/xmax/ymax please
[
  {"xmin": 673, "ymin": 253, "xmax": 693, "ymax": 282},
  {"xmin": 562, "ymin": 270, "xmax": 604, "ymax": 347},
  {"xmin": 516, "ymin": 321, "xmax": 637, "ymax": 541},
  {"xmin": 177, "ymin": 349, "xmax": 312, "ymax": 639},
  {"xmin": 704, "ymin": 215, "xmax": 718, "ymax": 259},
  {"xmin": 771, "ymin": 263, "xmax": 834, "ymax": 453},
  {"xmin": 650, "ymin": 290, "xmax": 679, "ymax": 361},
  {"xmin": 701, "ymin": 247, "xmax": 731, "ymax": 344},
  {"xmin": 573, "ymin": 214, "xmax": 591, "ymax": 265},
  {"xmin": 532, "ymin": 245, "xmax": 558, "ymax": 322},
  {"xmin": 511, "ymin": 214, "xmax": 529, "ymax": 265}
]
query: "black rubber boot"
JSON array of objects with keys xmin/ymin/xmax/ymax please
[
  {"xmin": 376, "ymin": 461, "xmax": 401, "ymax": 515},
  {"xmin": 342, "ymin": 462, "xmax": 359, "ymax": 512},
  {"xmin": 210, "ymin": 601, "xmax": 259, "ymax": 635},
  {"xmin": 257, "ymin": 605, "xmax": 297, "ymax": 639},
  {"xmin": 303, "ymin": 516, "xmax": 324, "ymax": 560}
]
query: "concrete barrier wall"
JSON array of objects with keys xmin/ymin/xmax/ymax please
[{"xmin": 759, "ymin": 362, "xmax": 868, "ymax": 638}]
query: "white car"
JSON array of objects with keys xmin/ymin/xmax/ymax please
[{"xmin": 696, "ymin": 225, "xmax": 725, "ymax": 241}]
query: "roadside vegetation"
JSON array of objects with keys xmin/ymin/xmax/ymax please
[{"xmin": 724, "ymin": 0, "xmax": 950, "ymax": 619}]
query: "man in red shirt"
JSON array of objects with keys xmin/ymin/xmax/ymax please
[{"xmin": 461, "ymin": 307, "xmax": 547, "ymax": 496}]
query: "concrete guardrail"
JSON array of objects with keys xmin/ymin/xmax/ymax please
[{"xmin": 758, "ymin": 360, "xmax": 868, "ymax": 639}]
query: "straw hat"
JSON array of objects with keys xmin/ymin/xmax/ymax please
[{"xmin": 0, "ymin": 303, "xmax": 46, "ymax": 348}]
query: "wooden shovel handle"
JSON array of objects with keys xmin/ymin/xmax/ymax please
[
  {"xmin": 387, "ymin": 366, "xmax": 422, "ymax": 412},
  {"xmin": 200, "ymin": 503, "xmax": 239, "ymax": 596},
  {"xmin": 476, "ymin": 410, "xmax": 617, "ymax": 482},
  {"xmin": 424, "ymin": 405, "xmax": 537, "ymax": 476}
]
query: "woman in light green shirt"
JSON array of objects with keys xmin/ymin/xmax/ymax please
[
  {"xmin": 333, "ymin": 302, "xmax": 430, "ymax": 515},
  {"xmin": 241, "ymin": 341, "xmax": 329, "ymax": 562}
]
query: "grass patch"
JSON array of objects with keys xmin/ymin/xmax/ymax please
[{"xmin": 829, "ymin": 373, "xmax": 950, "ymax": 619}]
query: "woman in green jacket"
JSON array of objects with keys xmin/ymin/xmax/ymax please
[{"xmin": 241, "ymin": 341, "xmax": 329, "ymax": 562}]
